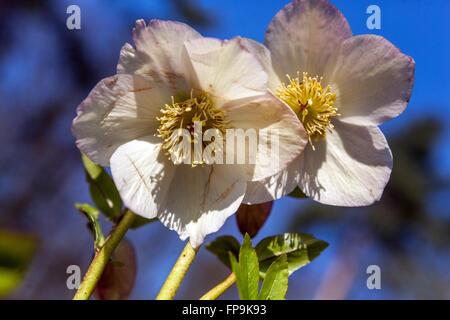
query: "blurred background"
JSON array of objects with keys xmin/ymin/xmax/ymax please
[{"xmin": 0, "ymin": 0, "xmax": 449, "ymax": 299}]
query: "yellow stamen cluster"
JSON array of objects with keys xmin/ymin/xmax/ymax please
[
  {"xmin": 277, "ymin": 72, "xmax": 339, "ymax": 149},
  {"xmin": 157, "ymin": 90, "xmax": 228, "ymax": 165}
]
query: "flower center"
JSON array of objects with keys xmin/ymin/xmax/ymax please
[
  {"xmin": 157, "ymin": 90, "xmax": 228, "ymax": 165},
  {"xmin": 276, "ymin": 72, "xmax": 339, "ymax": 149}
]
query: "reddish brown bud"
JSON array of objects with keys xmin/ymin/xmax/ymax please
[
  {"xmin": 94, "ymin": 238, "xmax": 137, "ymax": 300},
  {"xmin": 235, "ymin": 201, "xmax": 273, "ymax": 238}
]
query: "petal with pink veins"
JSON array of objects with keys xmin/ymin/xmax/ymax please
[
  {"xmin": 265, "ymin": 0, "xmax": 352, "ymax": 79},
  {"xmin": 323, "ymin": 34, "xmax": 415, "ymax": 126},
  {"xmin": 297, "ymin": 119, "xmax": 393, "ymax": 207},
  {"xmin": 223, "ymin": 91, "xmax": 307, "ymax": 181},
  {"xmin": 118, "ymin": 19, "xmax": 202, "ymax": 91},
  {"xmin": 183, "ymin": 37, "xmax": 268, "ymax": 103},
  {"xmin": 110, "ymin": 138, "xmax": 247, "ymax": 248},
  {"xmin": 72, "ymin": 74, "xmax": 176, "ymax": 166}
]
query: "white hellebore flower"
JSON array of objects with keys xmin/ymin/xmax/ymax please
[
  {"xmin": 72, "ymin": 20, "xmax": 307, "ymax": 248},
  {"xmin": 242, "ymin": 0, "xmax": 415, "ymax": 206}
]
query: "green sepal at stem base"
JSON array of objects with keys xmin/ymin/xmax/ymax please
[
  {"xmin": 75, "ymin": 203, "xmax": 105, "ymax": 250},
  {"xmin": 255, "ymin": 233, "xmax": 328, "ymax": 279},
  {"xmin": 0, "ymin": 231, "xmax": 37, "ymax": 298},
  {"xmin": 205, "ymin": 235, "xmax": 240, "ymax": 269},
  {"xmin": 229, "ymin": 234, "xmax": 259, "ymax": 300},
  {"xmin": 257, "ymin": 254, "xmax": 288, "ymax": 300},
  {"xmin": 288, "ymin": 187, "xmax": 308, "ymax": 199},
  {"xmin": 81, "ymin": 153, "xmax": 122, "ymax": 221}
]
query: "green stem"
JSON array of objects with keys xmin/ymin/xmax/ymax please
[
  {"xmin": 156, "ymin": 242, "xmax": 199, "ymax": 300},
  {"xmin": 200, "ymin": 272, "xmax": 236, "ymax": 300},
  {"xmin": 73, "ymin": 210, "xmax": 136, "ymax": 300}
]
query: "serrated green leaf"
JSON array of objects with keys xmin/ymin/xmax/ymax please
[
  {"xmin": 288, "ymin": 187, "xmax": 308, "ymax": 199},
  {"xmin": 0, "ymin": 231, "xmax": 37, "ymax": 298},
  {"xmin": 236, "ymin": 234, "xmax": 259, "ymax": 300},
  {"xmin": 228, "ymin": 252, "xmax": 242, "ymax": 294},
  {"xmin": 255, "ymin": 233, "xmax": 328, "ymax": 278},
  {"xmin": 258, "ymin": 254, "xmax": 288, "ymax": 300},
  {"xmin": 75, "ymin": 203, "xmax": 105, "ymax": 249},
  {"xmin": 81, "ymin": 153, "xmax": 122, "ymax": 221},
  {"xmin": 205, "ymin": 236, "xmax": 240, "ymax": 269}
]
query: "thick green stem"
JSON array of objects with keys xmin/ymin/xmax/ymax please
[
  {"xmin": 200, "ymin": 272, "xmax": 236, "ymax": 300},
  {"xmin": 156, "ymin": 242, "xmax": 199, "ymax": 300},
  {"xmin": 73, "ymin": 210, "xmax": 136, "ymax": 300}
]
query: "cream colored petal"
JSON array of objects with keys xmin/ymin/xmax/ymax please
[
  {"xmin": 265, "ymin": 0, "xmax": 352, "ymax": 79},
  {"xmin": 117, "ymin": 43, "xmax": 149, "ymax": 76},
  {"xmin": 298, "ymin": 119, "xmax": 393, "ymax": 206},
  {"xmin": 72, "ymin": 74, "xmax": 173, "ymax": 166},
  {"xmin": 117, "ymin": 19, "xmax": 202, "ymax": 92},
  {"xmin": 238, "ymin": 38, "xmax": 282, "ymax": 92},
  {"xmin": 110, "ymin": 138, "xmax": 175, "ymax": 219},
  {"xmin": 158, "ymin": 164, "xmax": 247, "ymax": 248},
  {"xmin": 242, "ymin": 156, "xmax": 302, "ymax": 204},
  {"xmin": 324, "ymin": 35, "xmax": 415, "ymax": 126},
  {"xmin": 111, "ymin": 139, "xmax": 247, "ymax": 248},
  {"xmin": 222, "ymin": 91, "xmax": 307, "ymax": 181},
  {"xmin": 183, "ymin": 37, "xmax": 268, "ymax": 103}
]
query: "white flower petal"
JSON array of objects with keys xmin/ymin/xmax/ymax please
[
  {"xmin": 184, "ymin": 37, "xmax": 268, "ymax": 102},
  {"xmin": 223, "ymin": 91, "xmax": 307, "ymax": 181},
  {"xmin": 110, "ymin": 139, "xmax": 247, "ymax": 248},
  {"xmin": 265, "ymin": 0, "xmax": 352, "ymax": 78},
  {"xmin": 159, "ymin": 164, "xmax": 247, "ymax": 248},
  {"xmin": 298, "ymin": 119, "xmax": 393, "ymax": 206},
  {"xmin": 242, "ymin": 156, "xmax": 302, "ymax": 204},
  {"xmin": 117, "ymin": 42, "xmax": 147, "ymax": 75},
  {"xmin": 118, "ymin": 19, "xmax": 202, "ymax": 91},
  {"xmin": 72, "ymin": 74, "xmax": 173, "ymax": 166},
  {"xmin": 324, "ymin": 35, "xmax": 415, "ymax": 126},
  {"xmin": 238, "ymin": 38, "xmax": 282, "ymax": 92},
  {"xmin": 110, "ymin": 138, "xmax": 175, "ymax": 219}
]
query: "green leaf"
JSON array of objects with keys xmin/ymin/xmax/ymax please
[
  {"xmin": 255, "ymin": 233, "xmax": 328, "ymax": 278},
  {"xmin": 232, "ymin": 234, "xmax": 259, "ymax": 300},
  {"xmin": 0, "ymin": 231, "xmax": 37, "ymax": 298},
  {"xmin": 205, "ymin": 236, "xmax": 240, "ymax": 269},
  {"xmin": 288, "ymin": 187, "xmax": 308, "ymax": 199},
  {"xmin": 130, "ymin": 215, "xmax": 158, "ymax": 229},
  {"xmin": 258, "ymin": 254, "xmax": 288, "ymax": 300},
  {"xmin": 239, "ymin": 234, "xmax": 260, "ymax": 300},
  {"xmin": 81, "ymin": 153, "xmax": 122, "ymax": 221},
  {"xmin": 75, "ymin": 203, "xmax": 105, "ymax": 249},
  {"xmin": 228, "ymin": 252, "xmax": 242, "ymax": 294}
]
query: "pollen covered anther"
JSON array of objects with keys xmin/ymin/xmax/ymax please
[
  {"xmin": 157, "ymin": 90, "xmax": 228, "ymax": 165},
  {"xmin": 276, "ymin": 72, "xmax": 339, "ymax": 150}
]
